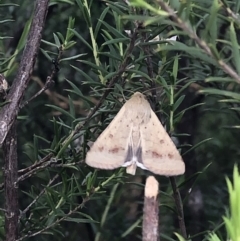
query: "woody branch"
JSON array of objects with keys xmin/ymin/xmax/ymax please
[
  {"xmin": 1, "ymin": 1, "xmax": 50, "ymax": 240},
  {"xmin": 0, "ymin": 0, "xmax": 50, "ymax": 145}
]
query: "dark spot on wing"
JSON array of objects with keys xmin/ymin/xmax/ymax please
[
  {"xmin": 152, "ymin": 151, "xmax": 162, "ymax": 158},
  {"xmin": 168, "ymin": 153, "xmax": 174, "ymax": 159},
  {"xmin": 109, "ymin": 147, "xmax": 119, "ymax": 153},
  {"xmin": 109, "ymin": 134, "xmax": 113, "ymax": 138},
  {"xmin": 160, "ymin": 139, "xmax": 164, "ymax": 144},
  {"xmin": 98, "ymin": 146, "xmax": 104, "ymax": 152}
]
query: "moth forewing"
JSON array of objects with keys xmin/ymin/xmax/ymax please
[
  {"xmin": 85, "ymin": 92, "xmax": 185, "ymax": 176},
  {"xmin": 140, "ymin": 109, "xmax": 185, "ymax": 176},
  {"xmin": 85, "ymin": 105, "xmax": 130, "ymax": 169}
]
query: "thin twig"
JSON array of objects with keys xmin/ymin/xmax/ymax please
[
  {"xmin": 220, "ymin": 0, "xmax": 240, "ymax": 26},
  {"xmin": 20, "ymin": 46, "xmax": 63, "ymax": 109},
  {"xmin": 17, "ymin": 158, "xmax": 60, "ymax": 183},
  {"xmin": 49, "ymin": 161, "xmax": 83, "ymax": 168},
  {"xmin": 17, "ymin": 160, "xmax": 83, "ymax": 183},
  {"xmin": 0, "ymin": 153, "xmax": 54, "ymax": 190},
  {"xmin": 18, "ymin": 153, "xmax": 54, "ymax": 174},
  {"xmin": 0, "ymin": 153, "xmax": 82, "ymax": 191},
  {"xmin": 30, "ymin": 76, "xmax": 90, "ymax": 115},
  {"xmin": 19, "ymin": 174, "xmax": 59, "ymax": 221},
  {"xmin": 20, "ymin": 77, "xmax": 53, "ymax": 109},
  {"xmin": 169, "ymin": 177, "xmax": 187, "ymax": 239},
  {"xmin": 157, "ymin": 0, "xmax": 240, "ymax": 84},
  {"xmin": 0, "ymin": 0, "xmax": 50, "ymax": 145}
]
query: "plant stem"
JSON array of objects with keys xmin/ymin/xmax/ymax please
[{"xmin": 3, "ymin": 122, "xmax": 18, "ymax": 241}]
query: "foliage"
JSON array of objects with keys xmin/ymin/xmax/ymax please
[
  {"xmin": 0, "ymin": 0, "xmax": 240, "ymax": 240},
  {"xmin": 177, "ymin": 165, "xmax": 240, "ymax": 241}
]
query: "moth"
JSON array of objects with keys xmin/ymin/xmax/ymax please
[{"xmin": 86, "ymin": 92, "xmax": 185, "ymax": 176}]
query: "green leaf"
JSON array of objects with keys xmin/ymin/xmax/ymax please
[
  {"xmin": 203, "ymin": 0, "xmax": 219, "ymax": 43},
  {"xmin": 230, "ymin": 21, "xmax": 240, "ymax": 75},
  {"xmin": 0, "ymin": 19, "xmax": 14, "ymax": 24},
  {"xmin": 94, "ymin": 6, "xmax": 110, "ymax": 38},
  {"xmin": 40, "ymin": 48, "xmax": 53, "ymax": 61},
  {"xmin": 157, "ymin": 41, "xmax": 217, "ymax": 65},
  {"xmin": 64, "ymin": 217, "xmax": 98, "ymax": 223},
  {"xmin": 56, "ymin": 32, "xmax": 65, "ymax": 43},
  {"xmin": 68, "ymin": 96, "xmax": 75, "ymax": 118},
  {"xmin": 102, "ymin": 37, "xmax": 130, "ymax": 46},
  {"xmin": 75, "ymin": 0, "xmax": 92, "ymax": 27},
  {"xmin": 41, "ymin": 39, "xmax": 59, "ymax": 48},
  {"xmin": 173, "ymin": 95, "xmax": 185, "ymax": 112},
  {"xmin": 205, "ymin": 77, "xmax": 236, "ymax": 83},
  {"xmin": 105, "ymin": 0, "xmax": 128, "ymax": 13},
  {"xmin": 53, "ymin": 33, "xmax": 61, "ymax": 47},
  {"xmin": 172, "ymin": 56, "xmax": 179, "ymax": 82},
  {"xmin": 65, "ymin": 17, "xmax": 75, "ymax": 42},
  {"xmin": 174, "ymin": 233, "xmax": 186, "ymax": 241},
  {"xmin": 71, "ymin": 65, "xmax": 96, "ymax": 83},
  {"xmin": 129, "ymin": 0, "xmax": 169, "ymax": 16},
  {"xmin": 64, "ymin": 80, "xmax": 94, "ymax": 106},
  {"xmin": 78, "ymin": 60, "xmax": 109, "ymax": 75},
  {"xmin": 61, "ymin": 53, "xmax": 87, "ymax": 62},
  {"xmin": 46, "ymin": 105, "xmax": 75, "ymax": 120},
  {"xmin": 69, "ymin": 28, "xmax": 93, "ymax": 50},
  {"xmin": 121, "ymin": 218, "xmax": 142, "ymax": 238},
  {"xmin": 4, "ymin": 16, "xmax": 32, "ymax": 77},
  {"xmin": 199, "ymin": 88, "xmax": 240, "ymax": 101},
  {"xmin": 183, "ymin": 138, "xmax": 212, "ymax": 156},
  {"xmin": 98, "ymin": 20, "xmax": 126, "ymax": 39},
  {"xmin": 126, "ymin": 69, "xmax": 152, "ymax": 81},
  {"xmin": 99, "ymin": 52, "xmax": 122, "ymax": 61}
]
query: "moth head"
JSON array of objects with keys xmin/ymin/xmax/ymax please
[
  {"xmin": 126, "ymin": 92, "xmax": 151, "ymax": 116},
  {"xmin": 130, "ymin": 92, "xmax": 148, "ymax": 103},
  {"xmin": 132, "ymin": 92, "xmax": 145, "ymax": 98}
]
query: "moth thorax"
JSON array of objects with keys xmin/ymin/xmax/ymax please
[{"xmin": 132, "ymin": 128, "xmax": 141, "ymax": 147}]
